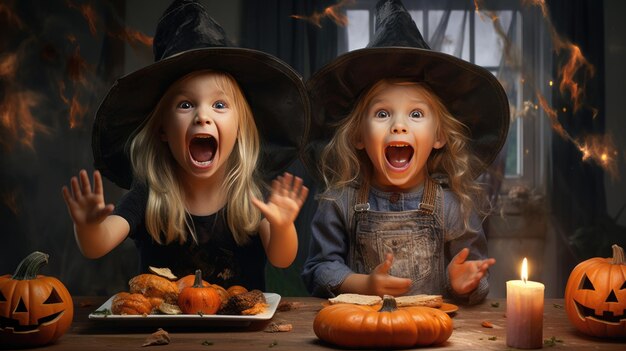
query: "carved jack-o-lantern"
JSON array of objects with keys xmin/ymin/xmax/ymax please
[
  {"xmin": 565, "ymin": 244, "xmax": 626, "ymax": 338},
  {"xmin": 0, "ymin": 251, "xmax": 74, "ymax": 347}
]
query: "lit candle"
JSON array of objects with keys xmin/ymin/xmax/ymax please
[{"xmin": 506, "ymin": 258, "xmax": 545, "ymax": 349}]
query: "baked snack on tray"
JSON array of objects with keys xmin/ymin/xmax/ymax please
[
  {"xmin": 329, "ymin": 293, "xmax": 442, "ymax": 308},
  {"xmin": 329, "ymin": 293, "xmax": 382, "ymax": 306},
  {"xmin": 111, "ymin": 292, "xmax": 153, "ymax": 315},
  {"xmin": 129, "ymin": 274, "xmax": 178, "ymax": 304},
  {"xmin": 395, "ymin": 294, "xmax": 443, "ymax": 308},
  {"xmin": 218, "ymin": 289, "xmax": 268, "ymax": 315}
]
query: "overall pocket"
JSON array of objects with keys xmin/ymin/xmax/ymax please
[{"xmin": 355, "ymin": 227, "xmax": 435, "ymax": 282}]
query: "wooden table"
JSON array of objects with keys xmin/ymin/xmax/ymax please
[{"xmin": 38, "ymin": 297, "xmax": 624, "ymax": 350}]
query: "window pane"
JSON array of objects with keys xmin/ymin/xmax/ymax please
[
  {"xmin": 427, "ymin": 10, "xmax": 469, "ymax": 60},
  {"xmin": 475, "ymin": 11, "xmax": 513, "ymax": 66},
  {"xmin": 347, "ymin": 10, "xmax": 369, "ymax": 51},
  {"xmin": 505, "ymin": 118, "xmax": 521, "ymax": 177}
]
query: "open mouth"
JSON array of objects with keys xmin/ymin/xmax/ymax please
[
  {"xmin": 0, "ymin": 311, "xmax": 64, "ymax": 333},
  {"xmin": 575, "ymin": 300, "xmax": 626, "ymax": 324},
  {"xmin": 189, "ymin": 135, "xmax": 217, "ymax": 167},
  {"xmin": 385, "ymin": 144, "xmax": 414, "ymax": 169}
]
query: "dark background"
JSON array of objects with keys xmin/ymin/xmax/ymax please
[{"xmin": 1, "ymin": 0, "xmax": 624, "ymax": 298}]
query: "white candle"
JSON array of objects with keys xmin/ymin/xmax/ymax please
[{"xmin": 506, "ymin": 258, "xmax": 545, "ymax": 349}]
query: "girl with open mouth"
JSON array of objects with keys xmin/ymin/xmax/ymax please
[
  {"xmin": 61, "ymin": 0, "xmax": 310, "ymax": 291},
  {"xmin": 303, "ymin": 0, "xmax": 509, "ymax": 305}
]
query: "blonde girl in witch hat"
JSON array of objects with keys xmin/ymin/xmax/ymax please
[
  {"xmin": 62, "ymin": 0, "xmax": 310, "ymax": 290},
  {"xmin": 303, "ymin": 0, "xmax": 509, "ymax": 304}
]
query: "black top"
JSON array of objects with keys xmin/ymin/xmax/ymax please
[{"xmin": 113, "ymin": 183, "xmax": 266, "ymax": 290}]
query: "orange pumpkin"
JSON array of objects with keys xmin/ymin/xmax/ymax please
[
  {"xmin": 177, "ymin": 270, "xmax": 220, "ymax": 315},
  {"xmin": 314, "ymin": 295, "xmax": 453, "ymax": 348},
  {"xmin": 0, "ymin": 251, "xmax": 74, "ymax": 347},
  {"xmin": 565, "ymin": 244, "xmax": 626, "ymax": 338},
  {"xmin": 176, "ymin": 273, "xmax": 210, "ymax": 293}
]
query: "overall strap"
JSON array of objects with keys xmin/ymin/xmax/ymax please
[{"xmin": 353, "ymin": 177, "xmax": 437, "ymax": 215}]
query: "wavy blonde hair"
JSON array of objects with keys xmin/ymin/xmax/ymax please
[
  {"xmin": 320, "ymin": 79, "xmax": 487, "ymax": 230},
  {"xmin": 129, "ymin": 70, "xmax": 262, "ymax": 246}
]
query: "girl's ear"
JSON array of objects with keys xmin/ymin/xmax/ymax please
[
  {"xmin": 354, "ymin": 136, "xmax": 365, "ymax": 150},
  {"xmin": 433, "ymin": 134, "xmax": 446, "ymax": 149}
]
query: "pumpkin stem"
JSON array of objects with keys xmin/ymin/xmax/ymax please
[
  {"xmin": 378, "ymin": 295, "xmax": 398, "ymax": 313},
  {"xmin": 12, "ymin": 251, "xmax": 49, "ymax": 280},
  {"xmin": 611, "ymin": 244, "xmax": 625, "ymax": 265},
  {"xmin": 192, "ymin": 269, "xmax": 203, "ymax": 288}
]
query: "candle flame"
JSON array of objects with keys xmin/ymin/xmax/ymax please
[{"xmin": 521, "ymin": 258, "xmax": 528, "ymax": 283}]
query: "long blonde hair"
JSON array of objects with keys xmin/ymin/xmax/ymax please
[
  {"xmin": 320, "ymin": 79, "xmax": 487, "ymax": 230},
  {"xmin": 129, "ymin": 70, "xmax": 262, "ymax": 246}
]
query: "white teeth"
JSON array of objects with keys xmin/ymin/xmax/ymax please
[{"xmin": 192, "ymin": 159, "xmax": 212, "ymax": 167}]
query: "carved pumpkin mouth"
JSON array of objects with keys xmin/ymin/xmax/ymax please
[
  {"xmin": 574, "ymin": 300, "xmax": 626, "ymax": 324},
  {"xmin": 0, "ymin": 310, "xmax": 65, "ymax": 333}
]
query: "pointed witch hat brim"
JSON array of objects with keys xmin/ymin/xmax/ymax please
[
  {"xmin": 92, "ymin": 0, "xmax": 310, "ymax": 189},
  {"xmin": 306, "ymin": 0, "xmax": 509, "ymax": 178}
]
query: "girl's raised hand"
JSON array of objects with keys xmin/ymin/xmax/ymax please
[
  {"xmin": 448, "ymin": 248, "xmax": 496, "ymax": 295},
  {"xmin": 366, "ymin": 253, "xmax": 412, "ymax": 296},
  {"xmin": 252, "ymin": 172, "xmax": 308, "ymax": 230},
  {"xmin": 62, "ymin": 169, "xmax": 114, "ymax": 228}
]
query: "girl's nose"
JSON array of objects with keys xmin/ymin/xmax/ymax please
[
  {"xmin": 391, "ymin": 119, "xmax": 408, "ymax": 134},
  {"xmin": 194, "ymin": 110, "xmax": 212, "ymax": 125}
]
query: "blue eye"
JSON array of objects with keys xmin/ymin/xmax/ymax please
[
  {"xmin": 213, "ymin": 101, "xmax": 227, "ymax": 109},
  {"xmin": 177, "ymin": 101, "xmax": 193, "ymax": 109},
  {"xmin": 410, "ymin": 110, "xmax": 424, "ymax": 118},
  {"xmin": 375, "ymin": 110, "xmax": 389, "ymax": 118}
]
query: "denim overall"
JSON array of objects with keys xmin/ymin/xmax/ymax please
[{"xmin": 347, "ymin": 177, "xmax": 446, "ymax": 295}]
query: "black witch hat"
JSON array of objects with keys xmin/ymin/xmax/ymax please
[
  {"xmin": 92, "ymin": 0, "xmax": 310, "ymax": 189},
  {"xmin": 307, "ymin": 0, "xmax": 509, "ymax": 178}
]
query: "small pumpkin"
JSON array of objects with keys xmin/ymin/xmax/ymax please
[
  {"xmin": 565, "ymin": 244, "xmax": 626, "ymax": 338},
  {"xmin": 177, "ymin": 270, "xmax": 220, "ymax": 315},
  {"xmin": 176, "ymin": 273, "xmax": 210, "ymax": 293},
  {"xmin": 314, "ymin": 295, "xmax": 453, "ymax": 348},
  {"xmin": 0, "ymin": 251, "xmax": 74, "ymax": 347}
]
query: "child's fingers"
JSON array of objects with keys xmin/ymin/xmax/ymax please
[
  {"xmin": 250, "ymin": 196, "xmax": 270, "ymax": 215},
  {"xmin": 452, "ymin": 247, "xmax": 470, "ymax": 264},
  {"xmin": 79, "ymin": 170, "xmax": 92, "ymax": 196},
  {"xmin": 93, "ymin": 170, "xmax": 104, "ymax": 196},
  {"xmin": 297, "ymin": 185, "xmax": 309, "ymax": 205},
  {"xmin": 70, "ymin": 176, "xmax": 82, "ymax": 200},
  {"xmin": 61, "ymin": 186, "xmax": 76, "ymax": 208},
  {"xmin": 373, "ymin": 253, "xmax": 394, "ymax": 274}
]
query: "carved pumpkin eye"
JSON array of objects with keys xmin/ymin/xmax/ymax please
[
  {"xmin": 579, "ymin": 274, "xmax": 595, "ymax": 290},
  {"xmin": 621, "ymin": 280, "xmax": 626, "ymax": 290},
  {"xmin": 44, "ymin": 288, "xmax": 63, "ymax": 304},
  {"xmin": 0, "ymin": 291, "xmax": 6, "ymax": 302}
]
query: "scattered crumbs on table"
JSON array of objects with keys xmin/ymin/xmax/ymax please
[
  {"xmin": 488, "ymin": 336, "xmax": 497, "ymax": 341},
  {"xmin": 142, "ymin": 328, "xmax": 170, "ymax": 347},
  {"xmin": 264, "ymin": 322, "xmax": 293, "ymax": 332},
  {"xmin": 553, "ymin": 303, "xmax": 564, "ymax": 309},
  {"xmin": 276, "ymin": 301, "xmax": 302, "ymax": 312},
  {"xmin": 544, "ymin": 336, "xmax": 564, "ymax": 347},
  {"xmin": 481, "ymin": 321, "xmax": 494, "ymax": 328},
  {"xmin": 491, "ymin": 302, "xmax": 500, "ymax": 308},
  {"xmin": 269, "ymin": 340, "xmax": 278, "ymax": 348},
  {"xmin": 201, "ymin": 340, "xmax": 214, "ymax": 346}
]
